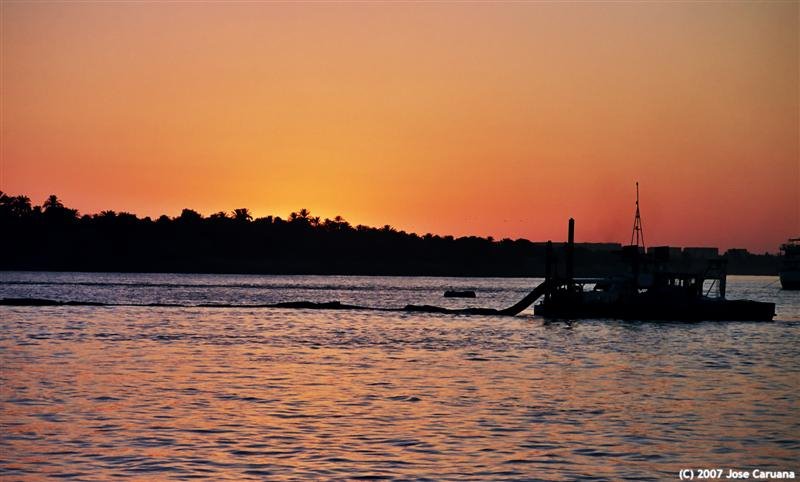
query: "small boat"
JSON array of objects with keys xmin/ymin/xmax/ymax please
[
  {"xmin": 779, "ymin": 238, "xmax": 800, "ymax": 290},
  {"xmin": 444, "ymin": 290, "xmax": 476, "ymax": 298}
]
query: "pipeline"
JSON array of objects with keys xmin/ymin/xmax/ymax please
[{"xmin": 0, "ymin": 280, "xmax": 551, "ymax": 317}]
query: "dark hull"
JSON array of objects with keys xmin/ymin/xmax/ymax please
[
  {"xmin": 780, "ymin": 271, "xmax": 800, "ymax": 290},
  {"xmin": 535, "ymin": 299, "xmax": 775, "ymax": 321}
]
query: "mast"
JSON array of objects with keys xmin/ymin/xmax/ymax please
[{"xmin": 630, "ymin": 182, "xmax": 645, "ymax": 249}]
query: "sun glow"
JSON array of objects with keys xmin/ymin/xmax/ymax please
[{"xmin": 2, "ymin": 2, "xmax": 797, "ymax": 252}]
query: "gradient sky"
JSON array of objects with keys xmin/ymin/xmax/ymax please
[{"xmin": 2, "ymin": 2, "xmax": 798, "ymax": 252}]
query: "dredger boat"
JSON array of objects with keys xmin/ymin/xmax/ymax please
[{"xmin": 530, "ymin": 185, "xmax": 775, "ymax": 321}]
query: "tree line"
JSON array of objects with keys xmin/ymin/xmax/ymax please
[{"xmin": 0, "ymin": 192, "xmax": 778, "ymax": 276}]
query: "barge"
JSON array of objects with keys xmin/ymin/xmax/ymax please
[{"xmin": 530, "ymin": 187, "xmax": 775, "ymax": 321}]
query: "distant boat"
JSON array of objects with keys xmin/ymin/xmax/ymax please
[
  {"xmin": 444, "ymin": 290, "xmax": 476, "ymax": 298},
  {"xmin": 780, "ymin": 238, "xmax": 800, "ymax": 290}
]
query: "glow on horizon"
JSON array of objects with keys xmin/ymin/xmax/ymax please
[{"xmin": 1, "ymin": 2, "xmax": 798, "ymax": 253}]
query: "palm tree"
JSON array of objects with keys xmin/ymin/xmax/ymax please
[
  {"xmin": 41, "ymin": 194, "xmax": 77, "ymax": 221},
  {"xmin": 43, "ymin": 194, "xmax": 64, "ymax": 212},
  {"xmin": 232, "ymin": 208, "xmax": 252, "ymax": 222},
  {"xmin": 289, "ymin": 208, "xmax": 311, "ymax": 224},
  {"xmin": 333, "ymin": 215, "xmax": 350, "ymax": 230},
  {"xmin": 4, "ymin": 195, "xmax": 32, "ymax": 218}
]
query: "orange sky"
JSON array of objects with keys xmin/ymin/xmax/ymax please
[{"xmin": 1, "ymin": 2, "xmax": 798, "ymax": 253}]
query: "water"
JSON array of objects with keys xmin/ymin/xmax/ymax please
[{"xmin": 1, "ymin": 272, "xmax": 798, "ymax": 480}]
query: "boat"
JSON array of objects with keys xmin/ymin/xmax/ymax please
[
  {"xmin": 534, "ymin": 259, "xmax": 775, "ymax": 321},
  {"xmin": 531, "ymin": 186, "xmax": 775, "ymax": 321},
  {"xmin": 780, "ymin": 238, "xmax": 800, "ymax": 290},
  {"xmin": 444, "ymin": 290, "xmax": 476, "ymax": 298}
]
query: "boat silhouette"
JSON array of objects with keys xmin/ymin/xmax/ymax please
[
  {"xmin": 779, "ymin": 238, "xmax": 800, "ymax": 290},
  {"xmin": 528, "ymin": 185, "xmax": 775, "ymax": 321}
]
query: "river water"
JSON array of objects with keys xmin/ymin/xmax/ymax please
[{"xmin": 1, "ymin": 272, "xmax": 798, "ymax": 480}]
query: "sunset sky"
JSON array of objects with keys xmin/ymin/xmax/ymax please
[{"xmin": 1, "ymin": 2, "xmax": 798, "ymax": 252}]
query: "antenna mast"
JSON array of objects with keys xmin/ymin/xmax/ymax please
[{"xmin": 630, "ymin": 182, "xmax": 645, "ymax": 249}]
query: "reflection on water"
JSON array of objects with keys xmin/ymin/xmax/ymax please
[{"xmin": 1, "ymin": 273, "xmax": 798, "ymax": 480}]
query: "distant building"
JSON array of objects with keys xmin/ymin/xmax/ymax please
[
  {"xmin": 683, "ymin": 247, "xmax": 719, "ymax": 259},
  {"xmin": 580, "ymin": 243, "xmax": 623, "ymax": 252},
  {"xmin": 647, "ymin": 246, "xmax": 682, "ymax": 260},
  {"xmin": 725, "ymin": 248, "xmax": 750, "ymax": 257}
]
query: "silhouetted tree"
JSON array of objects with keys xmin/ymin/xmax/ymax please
[
  {"xmin": 0, "ymin": 192, "xmax": 781, "ymax": 276},
  {"xmin": 0, "ymin": 194, "xmax": 32, "ymax": 219},
  {"xmin": 42, "ymin": 194, "xmax": 78, "ymax": 222},
  {"xmin": 178, "ymin": 208, "xmax": 202, "ymax": 222},
  {"xmin": 43, "ymin": 194, "xmax": 64, "ymax": 211},
  {"xmin": 232, "ymin": 208, "xmax": 252, "ymax": 222},
  {"xmin": 334, "ymin": 215, "xmax": 349, "ymax": 227}
]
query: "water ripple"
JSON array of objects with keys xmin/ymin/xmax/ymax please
[{"xmin": 1, "ymin": 273, "xmax": 798, "ymax": 480}]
